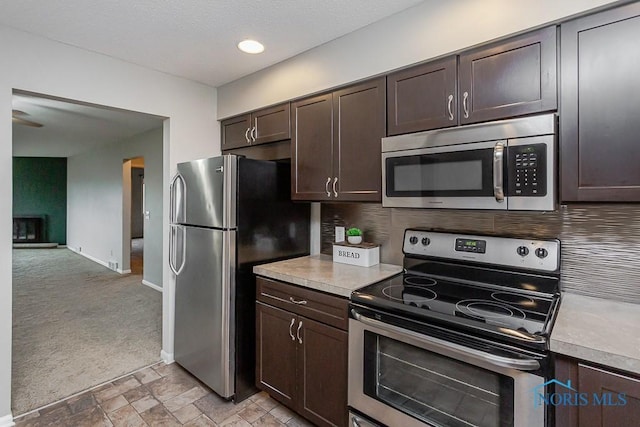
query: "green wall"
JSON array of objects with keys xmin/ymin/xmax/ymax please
[{"xmin": 13, "ymin": 157, "xmax": 67, "ymax": 244}]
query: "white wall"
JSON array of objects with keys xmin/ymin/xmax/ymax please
[
  {"xmin": 1, "ymin": 24, "xmax": 219, "ymax": 421},
  {"xmin": 66, "ymin": 127, "xmax": 164, "ymax": 286},
  {"xmin": 217, "ymin": 0, "xmax": 620, "ymax": 118}
]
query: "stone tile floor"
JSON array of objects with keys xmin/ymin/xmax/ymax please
[{"xmin": 14, "ymin": 362, "xmax": 315, "ymax": 426}]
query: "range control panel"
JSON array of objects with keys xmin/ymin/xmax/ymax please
[
  {"xmin": 403, "ymin": 229, "xmax": 560, "ymax": 272},
  {"xmin": 455, "ymin": 238, "xmax": 487, "ymax": 254}
]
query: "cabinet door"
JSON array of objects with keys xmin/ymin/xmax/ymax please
[
  {"xmin": 297, "ymin": 317, "xmax": 348, "ymax": 427},
  {"xmin": 253, "ymin": 103, "xmax": 291, "ymax": 145},
  {"xmin": 578, "ymin": 364, "xmax": 640, "ymax": 427},
  {"xmin": 561, "ymin": 3, "xmax": 640, "ymax": 201},
  {"xmin": 256, "ymin": 302, "xmax": 297, "ymax": 408},
  {"xmin": 333, "ymin": 78, "xmax": 386, "ymax": 202},
  {"xmin": 459, "ymin": 26, "xmax": 557, "ymax": 125},
  {"xmin": 221, "ymin": 114, "xmax": 251, "ymax": 150},
  {"xmin": 291, "ymin": 93, "xmax": 334, "ymax": 200},
  {"xmin": 387, "ymin": 56, "xmax": 458, "ymax": 135}
]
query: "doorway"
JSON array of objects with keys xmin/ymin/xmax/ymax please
[
  {"xmin": 11, "ymin": 91, "xmax": 165, "ymax": 415},
  {"xmin": 125, "ymin": 157, "xmax": 145, "ymax": 276}
]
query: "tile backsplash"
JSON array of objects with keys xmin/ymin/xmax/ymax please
[{"xmin": 321, "ymin": 203, "xmax": 640, "ymax": 304}]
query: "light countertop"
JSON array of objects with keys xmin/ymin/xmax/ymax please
[
  {"xmin": 551, "ymin": 292, "xmax": 640, "ymax": 375},
  {"xmin": 253, "ymin": 254, "xmax": 403, "ymax": 298}
]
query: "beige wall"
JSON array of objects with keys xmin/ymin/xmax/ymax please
[{"xmin": 217, "ymin": 0, "xmax": 620, "ymax": 119}]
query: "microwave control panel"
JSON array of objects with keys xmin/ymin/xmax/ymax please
[{"xmin": 507, "ymin": 143, "xmax": 546, "ymax": 197}]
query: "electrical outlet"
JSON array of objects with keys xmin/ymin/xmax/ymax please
[{"xmin": 335, "ymin": 226, "xmax": 345, "ymax": 243}]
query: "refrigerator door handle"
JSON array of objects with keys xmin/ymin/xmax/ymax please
[
  {"xmin": 170, "ymin": 173, "xmax": 186, "ymax": 224},
  {"xmin": 169, "ymin": 224, "xmax": 179, "ymax": 275},
  {"xmin": 175, "ymin": 225, "xmax": 186, "ymax": 275}
]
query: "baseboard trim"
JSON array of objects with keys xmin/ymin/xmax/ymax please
[
  {"xmin": 142, "ymin": 280, "xmax": 163, "ymax": 292},
  {"xmin": 67, "ymin": 246, "xmax": 109, "ymax": 269},
  {"xmin": 0, "ymin": 413, "xmax": 15, "ymax": 427},
  {"xmin": 68, "ymin": 247, "xmax": 129, "ymax": 274},
  {"xmin": 161, "ymin": 350, "xmax": 174, "ymax": 364}
]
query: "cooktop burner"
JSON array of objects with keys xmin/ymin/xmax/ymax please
[
  {"xmin": 456, "ymin": 299, "xmax": 526, "ymax": 320},
  {"xmin": 382, "ymin": 285, "xmax": 437, "ymax": 304},
  {"xmin": 404, "ymin": 276, "xmax": 437, "ymax": 287}
]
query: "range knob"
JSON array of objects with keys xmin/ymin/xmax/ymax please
[
  {"xmin": 421, "ymin": 237, "xmax": 431, "ymax": 246},
  {"xmin": 517, "ymin": 246, "xmax": 529, "ymax": 257},
  {"xmin": 535, "ymin": 248, "xmax": 548, "ymax": 259},
  {"xmin": 409, "ymin": 236, "xmax": 418, "ymax": 245}
]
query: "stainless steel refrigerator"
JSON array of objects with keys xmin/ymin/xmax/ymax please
[{"xmin": 170, "ymin": 155, "xmax": 309, "ymax": 402}]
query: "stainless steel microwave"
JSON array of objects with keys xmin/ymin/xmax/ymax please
[{"xmin": 382, "ymin": 114, "xmax": 557, "ymax": 211}]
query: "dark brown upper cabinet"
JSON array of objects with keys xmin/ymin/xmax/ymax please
[
  {"xmin": 221, "ymin": 102, "xmax": 290, "ymax": 150},
  {"xmin": 291, "ymin": 93, "xmax": 334, "ymax": 200},
  {"xmin": 386, "ymin": 26, "xmax": 556, "ymax": 135},
  {"xmin": 560, "ymin": 2, "xmax": 640, "ymax": 202},
  {"xmin": 459, "ymin": 26, "xmax": 557, "ymax": 125},
  {"xmin": 387, "ymin": 56, "xmax": 458, "ymax": 135},
  {"xmin": 292, "ymin": 77, "xmax": 385, "ymax": 202}
]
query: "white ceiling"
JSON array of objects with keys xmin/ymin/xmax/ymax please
[
  {"xmin": 0, "ymin": 0, "xmax": 425, "ymax": 87},
  {"xmin": 8, "ymin": 1, "xmax": 425, "ymax": 157},
  {"xmin": 12, "ymin": 93, "xmax": 164, "ymax": 157}
]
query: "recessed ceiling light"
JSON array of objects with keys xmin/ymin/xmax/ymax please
[{"xmin": 238, "ymin": 39, "xmax": 265, "ymax": 54}]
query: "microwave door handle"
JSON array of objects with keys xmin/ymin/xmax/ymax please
[
  {"xmin": 352, "ymin": 310, "xmax": 541, "ymax": 371},
  {"xmin": 493, "ymin": 141, "xmax": 505, "ymax": 203}
]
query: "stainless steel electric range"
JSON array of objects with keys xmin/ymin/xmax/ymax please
[{"xmin": 348, "ymin": 229, "xmax": 561, "ymax": 427}]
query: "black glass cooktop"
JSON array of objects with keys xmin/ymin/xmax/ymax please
[{"xmin": 352, "ymin": 260, "xmax": 560, "ymax": 347}]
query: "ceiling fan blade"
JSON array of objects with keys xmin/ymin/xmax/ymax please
[{"xmin": 12, "ymin": 116, "xmax": 43, "ymax": 128}]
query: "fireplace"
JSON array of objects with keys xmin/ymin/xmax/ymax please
[{"xmin": 13, "ymin": 216, "xmax": 46, "ymax": 243}]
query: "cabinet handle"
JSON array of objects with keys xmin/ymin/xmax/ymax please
[
  {"xmin": 289, "ymin": 318, "xmax": 295, "ymax": 341},
  {"xmin": 333, "ymin": 177, "xmax": 338, "ymax": 198},
  {"xmin": 325, "ymin": 177, "xmax": 331, "ymax": 197},
  {"xmin": 447, "ymin": 94, "xmax": 454, "ymax": 121},
  {"xmin": 289, "ymin": 297, "xmax": 308, "ymax": 305},
  {"xmin": 462, "ymin": 91, "xmax": 469, "ymax": 119},
  {"xmin": 244, "ymin": 127, "xmax": 251, "ymax": 143},
  {"xmin": 296, "ymin": 320, "xmax": 303, "ymax": 344},
  {"xmin": 251, "ymin": 125, "xmax": 257, "ymax": 142}
]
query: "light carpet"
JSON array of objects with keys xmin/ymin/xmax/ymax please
[{"xmin": 12, "ymin": 247, "xmax": 162, "ymax": 415}]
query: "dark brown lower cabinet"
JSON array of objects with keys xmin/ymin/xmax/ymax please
[
  {"xmin": 298, "ymin": 317, "xmax": 348, "ymax": 427},
  {"xmin": 256, "ymin": 299, "xmax": 348, "ymax": 427},
  {"xmin": 555, "ymin": 356, "xmax": 640, "ymax": 426},
  {"xmin": 256, "ymin": 302, "xmax": 297, "ymax": 408}
]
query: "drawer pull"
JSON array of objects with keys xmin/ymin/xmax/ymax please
[{"xmin": 289, "ymin": 297, "xmax": 308, "ymax": 305}]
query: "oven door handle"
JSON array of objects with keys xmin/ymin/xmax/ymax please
[{"xmin": 352, "ymin": 310, "xmax": 540, "ymax": 371}]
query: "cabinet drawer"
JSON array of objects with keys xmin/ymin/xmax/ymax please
[{"xmin": 256, "ymin": 277, "xmax": 349, "ymax": 330}]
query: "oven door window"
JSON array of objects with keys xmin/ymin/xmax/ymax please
[
  {"xmin": 385, "ymin": 148, "xmax": 496, "ymax": 197},
  {"xmin": 363, "ymin": 331, "xmax": 514, "ymax": 427}
]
